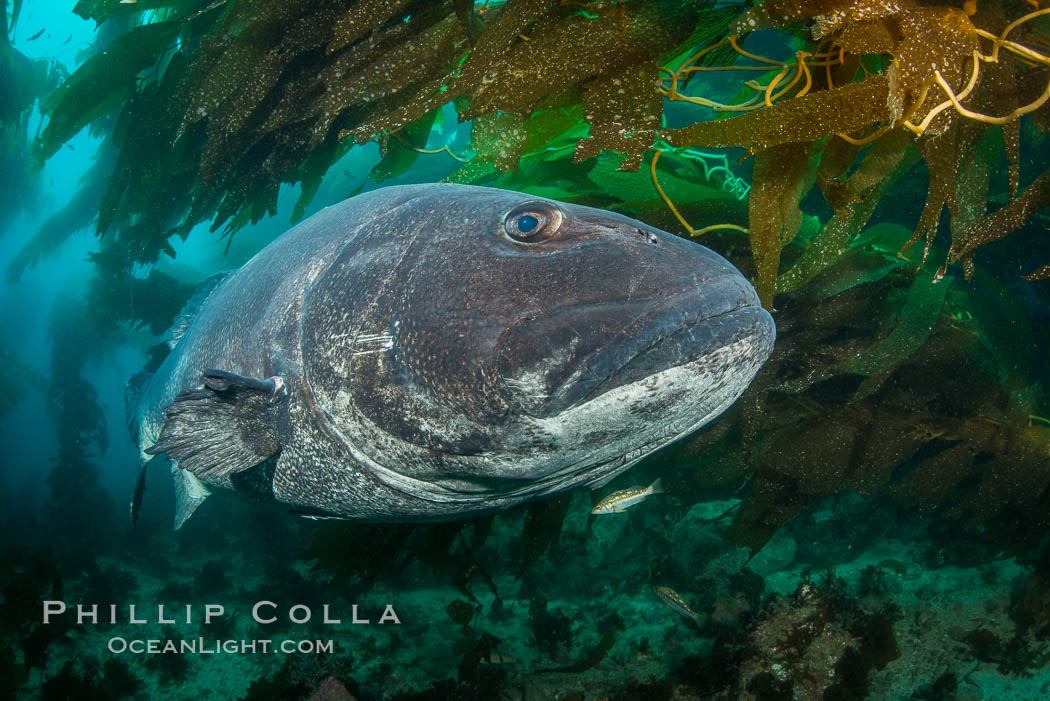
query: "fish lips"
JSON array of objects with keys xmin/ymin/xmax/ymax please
[{"xmin": 498, "ymin": 272, "xmax": 774, "ymax": 418}]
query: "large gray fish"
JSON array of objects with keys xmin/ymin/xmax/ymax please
[{"xmin": 127, "ymin": 184, "xmax": 774, "ymax": 528}]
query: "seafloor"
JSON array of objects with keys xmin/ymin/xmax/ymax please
[{"xmin": 5, "ymin": 486, "xmax": 1050, "ymax": 700}]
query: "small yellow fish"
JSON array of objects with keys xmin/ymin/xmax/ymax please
[
  {"xmin": 479, "ymin": 650, "xmax": 519, "ymax": 665},
  {"xmin": 653, "ymin": 585, "xmax": 702, "ymax": 623},
  {"xmin": 591, "ymin": 478, "xmax": 663, "ymax": 514}
]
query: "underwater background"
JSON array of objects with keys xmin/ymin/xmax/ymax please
[{"xmin": 2, "ymin": 0, "xmax": 1050, "ymax": 699}]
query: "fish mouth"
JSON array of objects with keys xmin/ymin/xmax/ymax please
[
  {"xmin": 498, "ymin": 272, "xmax": 773, "ymax": 418},
  {"xmin": 579, "ymin": 283, "xmax": 770, "ymax": 405}
]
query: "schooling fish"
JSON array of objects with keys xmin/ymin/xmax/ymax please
[
  {"xmin": 591, "ymin": 478, "xmax": 664, "ymax": 514},
  {"xmin": 127, "ymin": 184, "xmax": 775, "ymax": 528},
  {"xmin": 653, "ymin": 585, "xmax": 702, "ymax": 624}
]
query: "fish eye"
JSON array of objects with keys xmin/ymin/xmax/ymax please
[{"xmin": 503, "ymin": 201, "xmax": 563, "ymax": 244}]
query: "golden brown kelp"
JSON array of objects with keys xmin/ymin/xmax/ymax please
[
  {"xmin": 659, "ymin": 0, "xmax": 1050, "ymax": 307},
  {"xmin": 620, "ymin": 0, "xmax": 1050, "ymax": 553},
  {"xmin": 777, "ymin": 128, "xmax": 915, "ymax": 296},
  {"xmin": 31, "ymin": 1, "xmax": 1050, "ymax": 288},
  {"xmin": 36, "ymin": 0, "xmax": 738, "ymax": 266},
  {"xmin": 950, "ymin": 167, "xmax": 1050, "ymax": 277},
  {"xmin": 35, "ymin": 21, "xmax": 183, "ymax": 162},
  {"xmin": 676, "ymin": 224, "xmax": 1050, "ymax": 554},
  {"xmin": 747, "ymin": 142, "xmax": 811, "ymax": 309}
]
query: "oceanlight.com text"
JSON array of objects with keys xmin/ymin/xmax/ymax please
[{"xmin": 108, "ymin": 637, "xmax": 337, "ymax": 655}]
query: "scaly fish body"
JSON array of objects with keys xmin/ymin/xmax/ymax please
[
  {"xmin": 129, "ymin": 184, "xmax": 775, "ymax": 528},
  {"xmin": 591, "ymin": 478, "xmax": 664, "ymax": 514}
]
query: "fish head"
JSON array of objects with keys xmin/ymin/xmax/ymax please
[{"xmin": 301, "ymin": 184, "xmax": 774, "ymax": 509}]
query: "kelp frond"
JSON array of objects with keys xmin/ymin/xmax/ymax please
[
  {"xmin": 658, "ymin": 0, "xmax": 1050, "ymax": 307},
  {"xmin": 37, "ymin": 0, "xmax": 1048, "ymax": 298},
  {"xmin": 36, "ymin": 0, "xmax": 741, "ymax": 266}
]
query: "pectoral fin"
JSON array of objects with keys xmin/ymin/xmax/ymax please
[{"xmin": 145, "ymin": 369, "xmax": 286, "ymax": 482}]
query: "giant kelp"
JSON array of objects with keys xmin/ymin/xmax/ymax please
[
  {"xmin": 0, "ymin": 0, "xmax": 53, "ymax": 235},
  {"xmin": 29, "ymin": 1, "xmax": 1050, "ymax": 278},
  {"xmin": 0, "ymin": 343, "xmax": 44, "ymax": 417},
  {"xmin": 33, "ymin": 0, "xmax": 746, "ymax": 264},
  {"xmin": 654, "ymin": 221, "xmax": 1050, "ymax": 555},
  {"xmin": 656, "ymin": 0, "xmax": 1050, "ymax": 305}
]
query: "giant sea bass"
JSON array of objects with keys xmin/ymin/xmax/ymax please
[{"xmin": 127, "ymin": 184, "xmax": 775, "ymax": 528}]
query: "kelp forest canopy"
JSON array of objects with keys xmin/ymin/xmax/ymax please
[{"xmin": 25, "ymin": 0, "xmax": 1050, "ymax": 551}]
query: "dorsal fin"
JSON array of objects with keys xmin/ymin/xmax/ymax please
[{"xmin": 167, "ymin": 272, "xmax": 230, "ymax": 349}]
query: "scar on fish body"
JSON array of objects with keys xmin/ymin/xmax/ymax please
[{"xmin": 127, "ymin": 184, "xmax": 775, "ymax": 528}]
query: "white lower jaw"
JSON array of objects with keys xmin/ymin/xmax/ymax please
[
  {"xmin": 347, "ymin": 334, "xmax": 768, "ymax": 509},
  {"xmin": 526, "ymin": 333, "xmax": 768, "ymax": 490}
]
